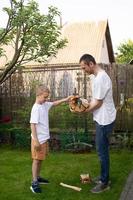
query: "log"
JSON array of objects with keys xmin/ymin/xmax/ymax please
[{"xmin": 60, "ymin": 182, "xmax": 82, "ymax": 191}]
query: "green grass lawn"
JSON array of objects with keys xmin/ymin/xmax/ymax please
[{"xmin": 0, "ymin": 147, "xmax": 133, "ymax": 200}]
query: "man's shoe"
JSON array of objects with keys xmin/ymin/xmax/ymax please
[
  {"xmin": 90, "ymin": 181, "xmax": 110, "ymax": 194},
  {"xmin": 92, "ymin": 177, "xmax": 111, "ymax": 185},
  {"xmin": 30, "ymin": 181, "xmax": 42, "ymax": 193},
  {"xmin": 92, "ymin": 176, "xmax": 101, "ymax": 184},
  {"xmin": 37, "ymin": 176, "xmax": 49, "ymax": 184}
]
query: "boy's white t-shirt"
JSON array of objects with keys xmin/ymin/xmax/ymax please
[
  {"xmin": 30, "ymin": 102, "xmax": 53, "ymax": 144},
  {"xmin": 92, "ymin": 70, "xmax": 116, "ymax": 125}
]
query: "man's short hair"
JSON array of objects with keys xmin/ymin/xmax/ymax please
[
  {"xmin": 79, "ymin": 54, "xmax": 96, "ymax": 65},
  {"xmin": 36, "ymin": 85, "xmax": 49, "ymax": 96}
]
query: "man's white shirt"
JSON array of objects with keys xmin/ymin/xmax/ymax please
[{"xmin": 92, "ymin": 70, "xmax": 116, "ymax": 125}]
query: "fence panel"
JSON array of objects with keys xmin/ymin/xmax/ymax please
[{"xmin": 0, "ymin": 64, "xmax": 133, "ymax": 132}]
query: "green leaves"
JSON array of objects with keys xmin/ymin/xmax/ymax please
[
  {"xmin": 0, "ymin": 0, "xmax": 67, "ymax": 83},
  {"xmin": 116, "ymin": 40, "xmax": 133, "ymax": 64}
]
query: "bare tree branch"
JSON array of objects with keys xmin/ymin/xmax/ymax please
[
  {"xmin": 0, "ymin": 65, "xmax": 17, "ymax": 84},
  {"xmin": 0, "ymin": 0, "xmax": 14, "ymax": 42},
  {"xmin": 15, "ymin": 27, "xmax": 21, "ymax": 52},
  {"xmin": 0, "ymin": 39, "xmax": 24, "ymax": 83}
]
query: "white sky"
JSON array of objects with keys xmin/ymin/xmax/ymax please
[{"xmin": 0, "ymin": 0, "xmax": 133, "ymax": 52}]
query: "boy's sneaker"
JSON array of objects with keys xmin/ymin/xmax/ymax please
[
  {"xmin": 90, "ymin": 181, "xmax": 110, "ymax": 194},
  {"xmin": 30, "ymin": 181, "xmax": 42, "ymax": 193},
  {"xmin": 37, "ymin": 176, "xmax": 49, "ymax": 184}
]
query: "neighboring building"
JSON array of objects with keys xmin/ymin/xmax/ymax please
[{"xmin": 48, "ymin": 20, "xmax": 115, "ymax": 65}]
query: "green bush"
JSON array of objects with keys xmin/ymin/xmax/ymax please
[
  {"xmin": 49, "ymin": 103, "xmax": 94, "ymax": 133},
  {"xmin": 0, "ymin": 124, "xmax": 30, "ymax": 149},
  {"xmin": 59, "ymin": 132, "xmax": 92, "ymax": 151},
  {"xmin": 0, "ymin": 123, "xmax": 12, "ymax": 144},
  {"xmin": 10, "ymin": 127, "xmax": 31, "ymax": 149}
]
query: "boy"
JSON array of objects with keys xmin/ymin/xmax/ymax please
[{"xmin": 30, "ymin": 84, "xmax": 72, "ymax": 193}]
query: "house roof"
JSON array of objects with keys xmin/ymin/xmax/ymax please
[
  {"xmin": 0, "ymin": 20, "xmax": 115, "ymax": 69},
  {"xmin": 48, "ymin": 20, "xmax": 115, "ymax": 65}
]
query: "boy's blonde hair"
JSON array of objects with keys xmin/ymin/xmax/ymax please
[{"xmin": 36, "ymin": 85, "xmax": 49, "ymax": 96}]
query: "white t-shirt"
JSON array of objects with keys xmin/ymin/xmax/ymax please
[
  {"xmin": 30, "ymin": 102, "xmax": 54, "ymax": 144},
  {"xmin": 92, "ymin": 70, "xmax": 116, "ymax": 125}
]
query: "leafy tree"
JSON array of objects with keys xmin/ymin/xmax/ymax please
[
  {"xmin": 0, "ymin": 0, "xmax": 67, "ymax": 84},
  {"xmin": 116, "ymin": 39, "xmax": 133, "ymax": 64}
]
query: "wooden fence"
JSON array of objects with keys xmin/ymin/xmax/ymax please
[{"xmin": 0, "ymin": 63, "xmax": 133, "ymax": 132}]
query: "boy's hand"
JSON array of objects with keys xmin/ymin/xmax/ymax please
[
  {"xmin": 66, "ymin": 95, "xmax": 78, "ymax": 102},
  {"xmin": 53, "ymin": 95, "xmax": 77, "ymax": 106},
  {"xmin": 34, "ymin": 140, "xmax": 41, "ymax": 151}
]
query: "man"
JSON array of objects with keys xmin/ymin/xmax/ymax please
[{"xmin": 79, "ymin": 54, "xmax": 116, "ymax": 193}]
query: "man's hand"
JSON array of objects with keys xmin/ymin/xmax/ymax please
[
  {"xmin": 85, "ymin": 99, "xmax": 103, "ymax": 112},
  {"xmin": 69, "ymin": 96, "xmax": 89, "ymax": 113}
]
